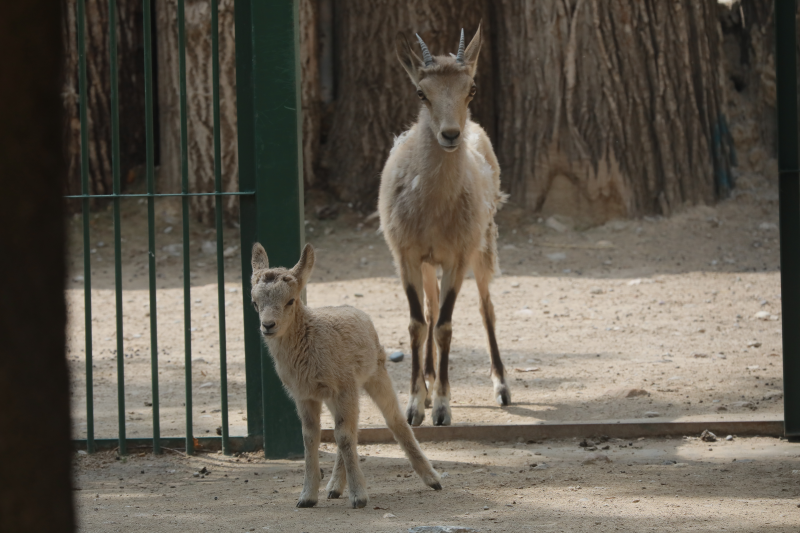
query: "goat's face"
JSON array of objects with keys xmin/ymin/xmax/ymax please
[
  {"xmin": 250, "ymin": 243, "xmax": 315, "ymax": 338},
  {"xmin": 396, "ymin": 23, "xmax": 483, "ymax": 152}
]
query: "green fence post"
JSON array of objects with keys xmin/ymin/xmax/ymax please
[
  {"xmin": 775, "ymin": 0, "xmax": 800, "ymax": 441},
  {"xmin": 235, "ymin": 0, "xmax": 304, "ymax": 458}
]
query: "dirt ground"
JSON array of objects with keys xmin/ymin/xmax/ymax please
[
  {"xmin": 73, "ymin": 435, "xmax": 800, "ymax": 532},
  {"xmin": 65, "ymin": 165, "xmax": 784, "ymax": 437}
]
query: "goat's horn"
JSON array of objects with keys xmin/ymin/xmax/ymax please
[
  {"xmin": 456, "ymin": 28, "xmax": 465, "ymax": 63},
  {"xmin": 416, "ymin": 33, "xmax": 434, "ymax": 67}
]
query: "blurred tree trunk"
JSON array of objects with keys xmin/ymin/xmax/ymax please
[
  {"xmin": 61, "ymin": 0, "xmax": 145, "ymax": 202},
  {"xmin": 0, "ymin": 1, "xmax": 74, "ymax": 531},
  {"xmin": 155, "ymin": 0, "xmax": 239, "ymax": 224},
  {"xmin": 155, "ymin": 0, "xmax": 318, "ymax": 224},
  {"xmin": 321, "ymin": 0, "xmax": 494, "ymax": 211},
  {"xmin": 494, "ymin": 0, "xmax": 735, "ymax": 224}
]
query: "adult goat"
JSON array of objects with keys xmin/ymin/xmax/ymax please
[{"xmin": 379, "ymin": 23, "xmax": 510, "ymax": 427}]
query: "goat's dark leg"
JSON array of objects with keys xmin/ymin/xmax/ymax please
[
  {"xmin": 421, "ymin": 263, "xmax": 439, "ymax": 409},
  {"xmin": 431, "ymin": 263, "xmax": 466, "ymax": 426},
  {"xmin": 474, "ymin": 259, "xmax": 511, "ymax": 406},
  {"xmin": 400, "ymin": 259, "xmax": 427, "ymax": 426}
]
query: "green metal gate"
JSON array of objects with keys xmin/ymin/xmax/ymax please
[
  {"xmin": 68, "ymin": 0, "xmax": 303, "ymax": 458},
  {"xmin": 776, "ymin": 0, "xmax": 800, "ymax": 442}
]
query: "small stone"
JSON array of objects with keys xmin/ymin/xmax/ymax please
[
  {"xmin": 754, "ymin": 311, "xmax": 770, "ymax": 321},
  {"xmin": 354, "ymin": 293, "xmax": 364, "ymax": 298},
  {"xmin": 692, "ymin": 352, "xmax": 709, "ymax": 358},
  {"xmin": 201, "ymin": 241, "xmax": 216, "ymax": 255},
  {"xmin": 389, "ymin": 351, "xmax": 405, "ymax": 363},
  {"xmin": 511, "ymin": 282, "xmax": 520, "ymax": 288},
  {"xmin": 532, "ymin": 463, "xmax": 549, "ymax": 470},
  {"xmin": 644, "ymin": 411, "xmax": 660, "ymax": 418},
  {"xmin": 545, "ymin": 216, "xmax": 570, "ymax": 233},
  {"xmin": 726, "ymin": 435, "xmax": 733, "ymax": 441},
  {"xmin": 223, "ymin": 245, "xmax": 239, "ymax": 258},
  {"xmin": 383, "ymin": 513, "xmax": 397, "ymax": 518},
  {"xmin": 632, "ymin": 499, "xmax": 640, "ymax": 503},
  {"xmin": 732, "ymin": 401, "xmax": 756, "ymax": 410},
  {"xmin": 700, "ymin": 430, "xmax": 717, "ymax": 442},
  {"xmin": 747, "ymin": 340, "xmax": 763, "ymax": 348},
  {"xmin": 582, "ymin": 453, "xmax": 612, "ymax": 465},
  {"xmin": 759, "ymin": 222, "xmax": 778, "ymax": 231},
  {"xmin": 590, "ymin": 287, "xmax": 604, "ymax": 295},
  {"xmin": 193, "ymin": 472, "xmax": 200, "ymax": 478}
]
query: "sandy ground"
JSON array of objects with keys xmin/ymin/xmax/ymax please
[
  {"xmin": 65, "ymin": 167, "xmax": 784, "ymax": 438},
  {"xmin": 73, "ymin": 435, "xmax": 800, "ymax": 532}
]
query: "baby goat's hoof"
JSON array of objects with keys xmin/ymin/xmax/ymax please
[
  {"xmin": 429, "ymin": 481, "xmax": 442, "ymax": 491},
  {"xmin": 296, "ymin": 498, "xmax": 317, "ymax": 508},
  {"xmin": 351, "ymin": 497, "xmax": 368, "ymax": 509},
  {"xmin": 327, "ymin": 490, "xmax": 340, "ymax": 499}
]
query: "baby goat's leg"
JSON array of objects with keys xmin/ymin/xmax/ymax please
[
  {"xmin": 422, "ymin": 263, "xmax": 439, "ymax": 409},
  {"xmin": 296, "ymin": 399, "xmax": 322, "ymax": 507},
  {"xmin": 431, "ymin": 263, "xmax": 466, "ymax": 426},
  {"xmin": 400, "ymin": 259, "xmax": 428, "ymax": 426},
  {"xmin": 324, "ymin": 401, "xmax": 346, "ymax": 499},
  {"xmin": 365, "ymin": 367, "xmax": 442, "ymax": 490},
  {"xmin": 329, "ymin": 390, "xmax": 368, "ymax": 508},
  {"xmin": 474, "ymin": 257, "xmax": 511, "ymax": 406}
]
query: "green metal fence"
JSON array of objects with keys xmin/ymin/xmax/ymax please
[
  {"xmin": 775, "ymin": 0, "xmax": 800, "ymax": 441},
  {"xmin": 69, "ymin": 0, "xmax": 303, "ymax": 458}
]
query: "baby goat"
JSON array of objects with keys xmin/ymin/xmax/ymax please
[{"xmin": 250, "ymin": 243, "xmax": 442, "ymax": 509}]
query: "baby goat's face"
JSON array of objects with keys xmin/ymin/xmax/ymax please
[{"xmin": 250, "ymin": 243, "xmax": 315, "ymax": 338}]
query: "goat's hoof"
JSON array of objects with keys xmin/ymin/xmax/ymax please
[
  {"xmin": 424, "ymin": 397, "xmax": 432, "ymax": 409},
  {"xmin": 351, "ymin": 497, "xmax": 368, "ymax": 509},
  {"xmin": 296, "ymin": 498, "xmax": 317, "ymax": 508},
  {"xmin": 432, "ymin": 408, "xmax": 451, "ymax": 426},
  {"xmin": 428, "ymin": 479, "xmax": 443, "ymax": 490},
  {"xmin": 406, "ymin": 407, "xmax": 425, "ymax": 426},
  {"xmin": 327, "ymin": 491, "xmax": 340, "ymax": 499},
  {"xmin": 495, "ymin": 385, "xmax": 511, "ymax": 406}
]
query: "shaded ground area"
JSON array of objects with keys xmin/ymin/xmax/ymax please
[
  {"xmin": 73, "ymin": 435, "xmax": 800, "ymax": 532},
  {"xmin": 65, "ymin": 168, "xmax": 783, "ymax": 438}
]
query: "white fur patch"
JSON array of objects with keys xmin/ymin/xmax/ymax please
[
  {"xmin": 411, "ymin": 175, "xmax": 421, "ymax": 190},
  {"xmin": 390, "ymin": 130, "xmax": 412, "ymax": 156}
]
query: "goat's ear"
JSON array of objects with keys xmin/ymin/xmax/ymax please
[
  {"xmin": 463, "ymin": 21, "xmax": 482, "ymax": 78},
  {"xmin": 251, "ymin": 242, "xmax": 269, "ymax": 272},
  {"xmin": 291, "ymin": 243, "xmax": 315, "ymax": 290},
  {"xmin": 395, "ymin": 32, "xmax": 422, "ymax": 85}
]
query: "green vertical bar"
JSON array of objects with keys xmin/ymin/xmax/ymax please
[
  {"xmin": 234, "ymin": 0, "xmax": 263, "ymax": 442},
  {"xmin": 235, "ymin": 0, "xmax": 304, "ymax": 459},
  {"xmin": 178, "ymin": 0, "xmax": 194, "ymax": 455},
  {"xmin": 143, "ymin": 0, "xmax": 160, "ymax": 455},
  {"xmin": 211, "ymin": 0, "xmax": 230, "ymax": 455},
  {"xmin": 77, "ymin": 0, "xmax": 95, "ymax": 454},
  {"xmin": 108, "ymin": 0, "xmax": 126, "ymax": 456},
  {"xmin": 775, "ymin": 0, "xmax": 800, "ymax": 440}
]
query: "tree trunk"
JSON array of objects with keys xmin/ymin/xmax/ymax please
[
  {"xmin": 0, "ymin": 2, "xmax": 74, "ymax": 531},
  {"xmin": 155, "ymin": 0, "xmax": 318, "ymax": 224},
  {"xmin": 494, "ymin": 0, "xmax": 734, "ymax": 224},
  {"xmin": 321, "ymin": 0, "xmax": 494, "ymax": 211},
  {"xmin": 155, "ymin": 0, "xmax": 239, "ymax": 224},
  {"xmin": 62, "ymin": 0, "xmax": 146, "ymax": 202}
]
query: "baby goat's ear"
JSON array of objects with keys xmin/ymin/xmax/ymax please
[
  {"xmin": 291, "ymin": 244, "xmax": 315, "ymax": 290},
  {"xmin": 251, "ymin": 242, "xmax": 269, "ymax": 272}
]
